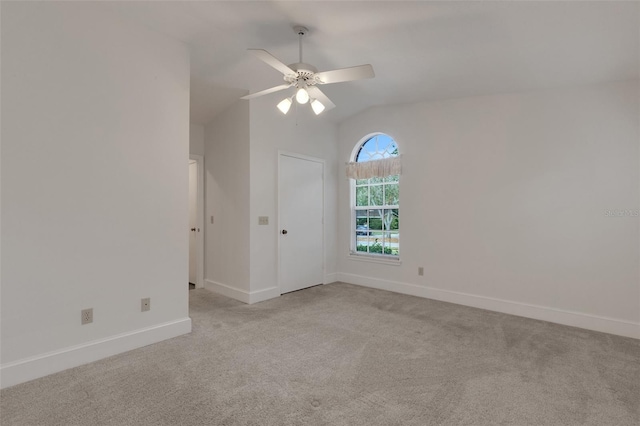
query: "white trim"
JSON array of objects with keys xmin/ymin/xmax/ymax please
[
  {"xmin": 278, "ymin": 150, "xmax": 326, "ymax": 164},
  {"xmin": 189, "ymin": 154, "xmax": 205, "ymax": 289},
  {"xmin": 0, "ymin": 318, "xmax": 192, "ymax": 389},
  {"xmin": 204, "ymin": 280, "xmax": 279, "ymax": 305},
  {"xmin": 249, "ymin": 287, "xmax": 280, "ymax": 304},
  {"xmin": 324, "ymin": 273, "xmax": 338, "ymax": 284},
  {"xmin": 277, "ymin": 151, "xmax": 326, "ymax": 295},
  {"xmin": 336, "ymin": 273, "xmax": 640, "ymax": 340},
  {"xmin": 205, "ymin": 279, "xmax": 250, "ymax": 303},
  {"xmin": 347, "ymin": 254, "xmax": 402, "ymax": 266}
]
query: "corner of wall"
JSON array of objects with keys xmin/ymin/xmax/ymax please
[{"xmin": 203, "ymin": 100, "xmax": 251, "ymax": 294}]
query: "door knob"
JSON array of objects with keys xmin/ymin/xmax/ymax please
[
  {"xmin": 191, "ymin": 228, "xmax": 196, "ymax": 232},
  {"xmin": 281, "ymin": 229, "xmax": 288, "ymax": 235}
]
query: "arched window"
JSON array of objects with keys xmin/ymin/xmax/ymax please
[{"xmin": 350, "ymin": 134, "xmax": 400, "ymax": 258}]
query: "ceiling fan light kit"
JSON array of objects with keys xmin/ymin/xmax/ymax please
[
  {"xmin": 311, "ymin": 98, "xmax": 325, "ymax": 115},
  {"xmin": 277, "ymin": 97, "xmax": 293, "ymax": 114},
  {"xmin": 240, "ymin": 25, "xmax": 375, "ymax": 116},
  {"xmin": 295, "ymin": 86, "xmax": 310, "ymax": 104}
]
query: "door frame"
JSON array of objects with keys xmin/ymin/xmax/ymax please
[
  {"xmin": 277, "ymin": 151, "xmax": 325, "ymax": 294},
  {"xmin": 189, "ymin": 154, "xmax": 205, "ymax": 289}
]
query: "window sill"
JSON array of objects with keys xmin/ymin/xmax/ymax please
[{"xmin": 348, "ymin": 253, "xmax": 402, "ymax": 266}]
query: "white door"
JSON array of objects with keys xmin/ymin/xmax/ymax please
[
  {"xmin": 188, "ymin": 160, "xmax": 198, "ymax": 284},
  {"xmin": 279, "ymin": 153, "xmax": 324, "ymax": 294}
]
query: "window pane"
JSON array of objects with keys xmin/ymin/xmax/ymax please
[
  {"xmin": 355, "ymin": 211, "xmax": 369, "ymax": 239},
  {"xmin": 369, "ymin": 237, "xmax": 385, "ymax": 254},
  {"xmin": 390, "ymin": 208, "xmax": 399, "ymax": 230},
  {"xmin": 370, "ymin": 185, "xmax": 383, "ymax": 206},
  {"xmin": 384, "ymin": 232, "xmax": 399, "ymax": 255},
  {"xmin": 379, "ymin": 209, "xmax": 390, "ymax": 230},
  {"xmin": 385, "ymin": 183, "xmax": 399, "ymax": 205},
  {"xmin": 356, "ymin": 235, "xmax": 373, "ymax": 252},
  {"xmin": 385, "ymin": 174, "xmax": 399, "ymax": 183},
  {"xmin": 369, "ymin": 233, "xmax": 384, "ymax": 246},
  {"xmin": 356, "ymin": 135, "xmax": 399, "ymax": 162},
  {"xmin": 356, "ymin": 179, "xmax": 368, "ymax": 185},
  {"xmin": 369, "ymin": 215, "xmax": 383, "ymax": 230},
  {"xmin": 356, "ymin": 186, "xmax": 368, "ymax": 206},
  {"xmin": 381, "ymin": 232, "xmax": 390, "ymax": 255}
]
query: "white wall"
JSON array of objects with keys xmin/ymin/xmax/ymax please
[
  {"xmin": 337, "ymin": 80, "xmax": 639, "ymax": 338},
  {"xmin": 202, "ymin": 96, "xmax": 338, "ymax": 304},
  {"xmin": 190, "ymin": 123, "xmax": 205, "ymax": 156},
  {"xmin": 203, "ymin": 100, "xmax": 251, "ymax": 299},
  {"xmin": 249, "ymin": 96, "xmax": 339, "ymax": 301},
  {"xmin": 1, "ymin": 2, "xmax": 191, "ymax": 387}
]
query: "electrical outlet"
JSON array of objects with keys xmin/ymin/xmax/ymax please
[
  {"xmin": 418, "ymin": 267, "xmax": 424, "ymax": 276},
  {"xmin": 81, "ymin": 308, "xmax": 93, "ymax": 325},
  {"xmin": 258, "ymin": 216, "xmax": 269, "ymax": 225},
  {"xmin": 141, "ymin": 297, "xmax": 151, "ymax": 312}
]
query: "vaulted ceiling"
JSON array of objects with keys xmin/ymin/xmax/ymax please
[{"xmin": 102, "ymin": 1, "xmax": 639, "ymax": 124}]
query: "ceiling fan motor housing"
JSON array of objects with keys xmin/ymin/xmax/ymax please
[{"xmin": 284, "ymin": 63, "xmax": 319, "ymax": 87}]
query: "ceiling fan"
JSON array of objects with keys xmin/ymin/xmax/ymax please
[{"xmin": 241, "ymin": 26, "xmax": 375, "ymax": 115}]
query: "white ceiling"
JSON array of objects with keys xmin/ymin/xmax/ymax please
[{"xmin": 103, "ymin": 1, "xmax": 639, "ymax": 124}]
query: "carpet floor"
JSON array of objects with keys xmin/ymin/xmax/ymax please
[{"xmin": 1, "ymin": 282, "xmax": 639, "ymax": 425}]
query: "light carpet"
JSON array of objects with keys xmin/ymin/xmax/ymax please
[{"xmin": 1, "ymin": 282, "xmax": 639, "ymax": 425}]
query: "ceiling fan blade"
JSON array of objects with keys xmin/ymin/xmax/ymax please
[
  {"xmin": 315, "ymin": 64, "xmax": 374, "ymax": 85},
  {"xmin": 240, "ymin": 84, "xmax": 292, "ymax": 100},
  {"xmin": 248, "ymin": 49, "xmax": 295, "ymax": 76},
  {"xmin": 306, "ymin": 86, "xmax": 336, "ymax": 111}
]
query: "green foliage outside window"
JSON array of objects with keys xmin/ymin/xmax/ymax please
[{"xmin": 356, "ymin": 243, "xmax": 394, "ymax": 255}]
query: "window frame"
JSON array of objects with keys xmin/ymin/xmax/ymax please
[{"xmin": 349, "ymin": 133, "xmax": 400, "ymax": 262}]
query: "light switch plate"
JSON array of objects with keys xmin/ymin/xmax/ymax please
[{"xmin": 258, "ymin": 216, "xmax": 269, "ymax": 225}]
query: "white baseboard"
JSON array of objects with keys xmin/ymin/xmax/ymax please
[
  {"xmin": 336, "ymin": 273, "xmax": 640, "ymax": 340},
  {"xmin": 324, "ymin": 273, "xmax": 338, "ymax": 284},
  {"xmin": 205, "ymin": 279, "xmax": 250, "ymax": 303},
  {"xmin": 0, "ymin": 318, "xmax": 192, "ymax": 389},
  {"xmin": 204, "ymin": 280, "xmax": 280, "ymax": 304},
  {"xmin": 249, "ymin": 286, "xmax": 280, "ymax": 304}
]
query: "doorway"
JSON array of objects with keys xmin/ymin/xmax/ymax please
[
  {"xmin": 278, "ymin": 152, "xmax": 324, "ymax": 294},
  {"xmin": 188, "ymin": 155, "xmax": 204, "ymax": 289}
]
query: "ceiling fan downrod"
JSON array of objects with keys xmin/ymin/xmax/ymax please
[{"xmin": 294, "ymin": 26, "xmax": 308, "ymax": 63}]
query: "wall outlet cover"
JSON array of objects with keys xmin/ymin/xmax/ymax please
[
  {"xmin": 141, "ymin": 297, "xmax": 151, "ymax": 312},
  {"xmin": 81, "ymin": 308, "xmax": 93, "ymax": 325}
]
